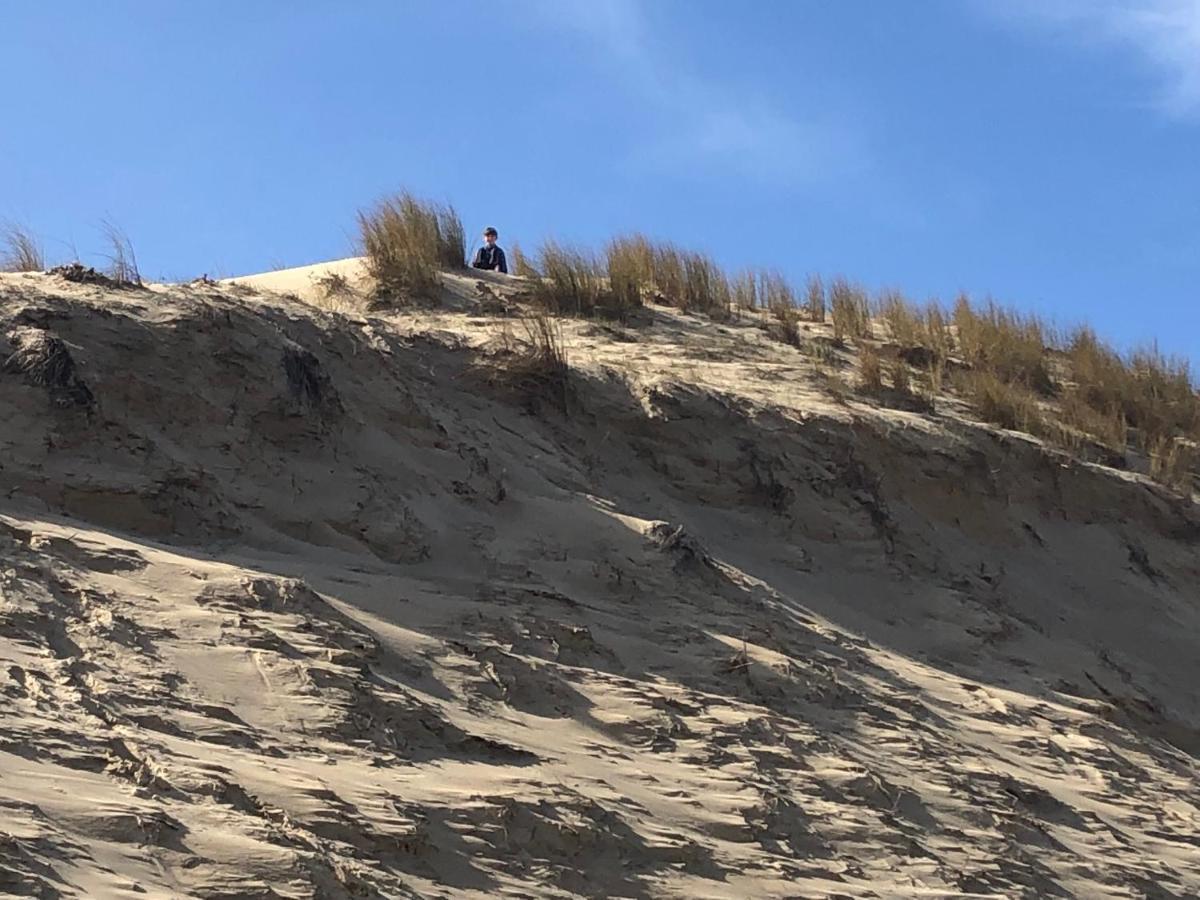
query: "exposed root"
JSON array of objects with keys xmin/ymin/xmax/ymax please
[
  {"xmin": 47, "ymin": 263, "xmax": 126, "ymax": 289},
  {"xmin": 3, "ymin": 327, "xmax": 94, "ymax": 409},
  {"xmin": 282, "ymin": 343, "xmax": 341, "ymax": 417}
]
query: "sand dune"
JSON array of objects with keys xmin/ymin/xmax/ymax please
[{"xmin": 1, "ymin": 265, "xmax": 1197, "ymax": 898}]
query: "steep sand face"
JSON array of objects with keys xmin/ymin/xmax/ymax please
[{"xmin": 1, "ymin": 267, "xmax": 1198, "ymax": 898}]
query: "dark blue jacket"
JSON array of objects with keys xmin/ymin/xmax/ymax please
[{"xmin": 472, "ymin": 244, "xmax": 508, "ymax": 274}]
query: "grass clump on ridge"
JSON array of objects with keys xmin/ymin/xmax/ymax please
[
  {"xmin": 953, "ymin": 297, "xmax": 1053, "ymax": 394},
  {"xmin": 879, "ymin": 289, "xmax": 921, "ymax": 347},
  {"xmin": 101, "ymin": 220, "xmax": 142, "ymax": 287},
  {"xmin": 606, "ymin": 234, "xmax": 657, "ymax": 311},
  {"xmin": 729, "ymin": 268, "xmax": 802, "ymax": 316},
  {"xmin": 530, "ymin": 240, "xmax": 630, "ymax": 319},
  {"xmin": 1149, "ymin": 435, "xmax": 1198, "ymax": 491},
  {"xmin": 510, "ymin": 241, "xmax": 539, "ymax": 278},
  {"xmin": 530, "ymin": 234, "xmax": 735, "ymax": 322},
  {"xmin": 830, "ymin": 277, "xmax": 871, "ymax": 343},
  {"xmin": 870, "ymin": 287, "xmax": 1197, "ymax": 489},
  {"xmin": 358, "ymin": 192, "xmax": 465, "ymax": 301},
  {"xmin": 678, "ymin": 251, "xmax": 732, "ymax": 319},
  {"xmin": 805, "ymin": 275, "xmax": 826, "ymax": 323},
  {"xmin": 1056, "ymin": 389, "xmax": 1127, "ymax": 455},
  {"xmin": 602, "ymin": 234, "xmax": 734, "ymax": 319},
  {"xmin": 955, "ymin": 369, "xmax": 1044, "ymax": 434},
  {"xmin": 769, "ymin": 304, "xmax": 804, "ymax": 348},
  {"xmin": 1064, "ymin": 327, "xmax": 1199, "ymax": 475},
  {"xmin": 1, "ymin": 224, "xmax": 45, "ymax": 272},
  {"xmin": 859, "ymin": 347, "xmax": 884, "ymax": 393}
]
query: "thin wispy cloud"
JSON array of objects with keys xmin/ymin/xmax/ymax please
[
  {"xmin": 983, "ymin": 0, "xmax": 1200, "ymax": 116},
  {"xmin": 521, "ymin": 0, "xmax": 865, "ymax": 184}
]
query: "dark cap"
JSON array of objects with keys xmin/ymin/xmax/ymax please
[{"xmin": 483, "ymin": 226, "xmax": 498, "ymax": 236}]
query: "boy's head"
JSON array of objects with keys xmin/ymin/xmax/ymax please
[{"xmin": 483, "ymin": 227, "xmax": 498, "ymax": 247}]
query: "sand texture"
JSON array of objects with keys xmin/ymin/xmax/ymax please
[{"xmin": 1, "ymin": 265, "xmax": 1197, "ymax": 898}]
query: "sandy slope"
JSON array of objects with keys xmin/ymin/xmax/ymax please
[{"xmin": 1, "ymin": 266, "xmax": 1198, "ymax": 899}]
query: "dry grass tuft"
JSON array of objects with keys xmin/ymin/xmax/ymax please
[
  {"xmin": 1058, "ymin": 389, "xmax": 1127, "ymax": 453},
  {"xmin": 1148, "ymin": 435, "xmax": 1197, "ymax": 492},
  {"xmin": 490, "ymin": 312, "xmax": 572, "ymax": 413},
  {"xmin": 956, "ymin": 369, "xmax": 1043, "ymax": 433},
  {"xmin": 315, "ymin": 270, "xmax": 351, "ymax": 298},
  {"xmin": 2, "ymin": 224, "xmax": 45, "ymax": 272},
  {"xmin": 806, "ymin": 337, "xmax": 841, "ymax": 369},
  {"xmin": 642, "ymin": 242, "xmax": 682, "ymax": 305},
  {"xmin": 759, "ymin": 270, "xmax": 797, "ymax": 314},
  {"xmin": 679, "ymin": 251, "xmax": 732, "ymax": 319},
  {"xmin": 922, "ymin": 304, "xmax": 953, "ymax": 360},
  {"xmin": 953, "ymin": 296, "xmax": 1053, "ymax": 393},
  {"xmin": 601, "ymin": 235, "xmax": 733, "ymax": 319},
  {"xmin": 879, "ymin": 289, "xmax": 920, "ymax": 346},
  {"xmin": 532, "ymin": 240, "xmax": 628, "ymax": 319},
  {"xmin": 830, "ymin": 277, "xmax": 871, "ymax": 343},
  {"xmin": 311, "ymin": 271, "xmax": 362, "ymax": 313},
  {"xmin": 1068, "ymin": 328, "xmax": 1197, "ymax": 442},
  {"xmin": 926, "ymin": 360, "xmax": 945, "ymax": 397},
  {"xmin": 510, "ymin": 241, "xmax": 539, "ymax": 278},
  {"xmin": 358, "ymin": 191, "xmax": 464, "ymax": 301},
  {"xmin": 859, "ymin": 347, "xmax": 884, "ymax": 393},
  {"xmin": 731, "ymin": 271, "xmax": 758, "ymax": 311},
  {"xmin": 728, "ymin": 268, "xmax": 795, "ymax": 313},
  {"xmin": 532, "ymin": 234, "xmax": 733, "ymax": 321},
  {"xmin": 729, "ymin": 267, "xmax": 796, "ymax": 316},
  {"xmin": 1059, "ymin": 327, "xmax": 1200, "ymax": 487},
  {"xmin": 805, "ymin": 275, "xmax": 826, "ymax": 323},
  {"xmin": 606, "ymin": 235, "xmax": 656, "ymax": 311},
  {"xmin": 101, "ymin": 220, "xmax": 142, "ymax": 287},
  {"xmin": 768, "ymin": 303, "xmax": 803, "ymax": 348}
]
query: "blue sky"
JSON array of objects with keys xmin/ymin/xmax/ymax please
[{"xmin": 2, "ymin": 1, "xmax": 1198, "ymax": 363}]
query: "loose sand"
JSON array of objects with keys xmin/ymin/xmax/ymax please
[{"xmin": 0, "ymin": 264, "xmax": 1197, "ymax": 898}]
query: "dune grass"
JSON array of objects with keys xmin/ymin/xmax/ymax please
[
  {"xmin": 955, "ymin": 369, "xmax": 1045, "ymax": 434},
  {"xmin": 953, "ymin": 297, "xmax": 1053, "ymax": 394},
  {"xmin": 879, "ymin": 290, "xmax": 921, "ymax": 347},
  {"xmin": 488, "ymin": 311, "xmax": 572, "ymax": 413},
  {"xmin": 805, "ymin": 276, "xmax": 826, "ymax": 323},
  {"xmin": 860, "ymin": 286, "xmax": 1198, "ymax": 488},
  {"xmin": 1149, "ymin": 435, "xmax": 1197, "ymax": 491},
  {"xmin": 1060, "ymin": 328, "xmax": 1199, "ymax": 474},
  {"xmin": 1057, "ymin": 388, "xmax": 1127, "ymax": 454},
  {"xmin": 679, "ymin": 252, "xmax": 732, "ymax": 318},
  {"xmin": 510, "ymin": 241, "xmax": 539, "ymax": 278},
  {"xmin": 830, "ymin": 277, "xmax": 872, "ymax": 343},
  {"xmin": 529, "ymin": 241, "xmax": 623, "ymax": 318},
  {"xmin": 348, "ymin": 189, "xmax": 1198, "ymax": 491},
  {"xmin": 859, "ymin": 347, "xmax": 884, "ymax": 393},
  {"xmin": 101, "ymin": 221, "xmax": 142, "ymax": 287},
  {"xmin": 358, "ymin": 192, "xmax": 464, "ymax": 301},
  {"xmin": 527, "ymin": 233, "xmax": 741, "ymax": 321},
  {"xmin": 606, "ymin": 235, "xmax": 656, "ymax": 312},
  {"xmin": 768, "ymin": 303, "xmax": 804, "ymax": 348},
  {"xmin": 597, "ymin": 234, "xmax": 734, "ymax": 318},
  {"xmin": 2, "ymin": 224, "xmax": 45, "ymax": 273}
]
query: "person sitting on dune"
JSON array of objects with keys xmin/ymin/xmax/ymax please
[{"xmin": 471, "ymin": 227, "xmax": 508, "ymax": 274}]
